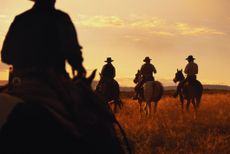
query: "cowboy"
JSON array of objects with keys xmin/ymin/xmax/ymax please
[
  {"xmin": 184, "ymin": 55, "xmax": 198, "ymax": 81},
  {"xmin": 96, "ymin": 57, "xmax": 116, "ymax": 89},
  {"xmin": 1, "ymin": 0, "xmax": 86, "ymax": 80},
  {"xmin": 174, "ymin": 55, "xmax": 198, "ymax": 97},
  {"xmin": 133, "ymin": 56, "xmax": 157, "ymax": 100},
  {"xmin": 96, "ymin": 57, "xmax": 116, "ymax": 94},
  {"xmin": 101, "ymin": 57, "xmax": 116, "ymax": 80}
]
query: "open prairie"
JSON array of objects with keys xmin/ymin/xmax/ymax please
[{"xmin": 115, "ymin": 92, "xmax": 230, "ymax": 154}]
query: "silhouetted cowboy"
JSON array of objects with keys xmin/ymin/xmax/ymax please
[
  {"xmin": 1, "ymin": 0, "xmax": 86, "ymax": 79},
  {"xmin": 101, "ymin": 57, "xmax": 116, "ymax": 79},
  {"xmin": 174, "ymin": 55, "xmax": 198, "ymax": 97},
  {"xmin": 96, "ymin": 57, "xmax": 122, "ymax": 113},
  {"xmin": 133, "ymin": 57, "xmax": 157, "ymax": 100}
]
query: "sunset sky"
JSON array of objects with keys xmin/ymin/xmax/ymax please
[{"xmin": 0, "ymin": 0, "xmax": 230, "ymax": 87}]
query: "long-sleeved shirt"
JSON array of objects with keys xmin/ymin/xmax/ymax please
[
  {"xmin": 1, "ymin": 5, "xmax": 83, "ymax": 75},
  {"xmin": 101, "ymin": 63, "xmax": 116, "ymax": 79},
  {"xmin": 184, "ymin": 62, "xmax": 198, "ymax": 76},
  {"xmin": 140, "ymin": 63, "xmax": 157, "ymax": 81}
]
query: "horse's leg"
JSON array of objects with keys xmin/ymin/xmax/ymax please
[
  {"xmin": 153, "ymin": 101, "xmax": 158, "ymax": 114},
  {"xmin": 148, "ymin": 101, "xmax": 152, "ymax": 116},
  {"xmin": 186, "ymin": 99, "xmax": 190, "ymax": 112},
  {"xmin": 196, "ymin": 96, "xmax": 201, "ymax": 110},
  {"xmin": 191, "ymin": 98, "xmax": 197, "ymax": 111},
  {"xmin": 192, "ymin": 98, "xmax": 197, "ymax": 119},
  {"xmin": 179, "ymin": 94, "xmax": 184, "ymax": 112},
  {"xmin": 138, "ymin": 99, "xmax": 142, "ymax": 113},
  {"xmin": 145, "ymin": 101, "xmax": 149, "ymax": 116}
]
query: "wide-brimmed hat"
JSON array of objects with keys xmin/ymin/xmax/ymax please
[
  {"xmin": 186, "ymin": 55, "xmax": 195, "ymax": 61},
  {"xmin": 105, "ymin": 57, "xmax": 114, "ymax": 63},
  {"xmin": 143, "ymin": 56, "xmax": 152, "ymax": 62}
]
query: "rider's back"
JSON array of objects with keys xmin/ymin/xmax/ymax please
[
  {"xmin": 1, "ymin": 8, "xmax": 83, "ymax": 75},
  {"xmin": 140, "ymin": 63, "xmax": 156, "ymax": 81},
  {"xmin": 184, "ymin": 62, "xmax": 198, "ymax": 77},
  {"xmin": 101, "ymin": 63, "xmax": 116, "ymax": 79}
]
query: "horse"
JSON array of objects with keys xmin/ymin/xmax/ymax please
[
  {"xmin": 95, "ymin": 73, "xmax": 123, "ymax": 113},
  {"xmin": 134, "ymin": 70, "xmax": 164, "ymax": 115},
  {"xmin": 0, "ymin": 70, "xmax": 131, "ymax": 154},
  {"xmin": 173, "ymin": 69, "xmax": 203, "ymax": 114}
]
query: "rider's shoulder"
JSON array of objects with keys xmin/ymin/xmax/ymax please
[
  {"xmin": 55, "ymin": 9, "xmax": 69, "ymax": 16},
  {"xmin": 14, "ymin": 9, "xmax": 34, "ymax": 21}
]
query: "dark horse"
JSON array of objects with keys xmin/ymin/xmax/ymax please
[
  {"xmin": 134, "ymin": 70, "xmax": 164, "ymax": 115},
  {"xmin": 173, "ymin": 69, "xmax": 203, "ymax": 114},
  {"xmin": 95, "ymin": 74, "xmax": 123, "ymax": 113},
  {"xmin": 0, "ymin": 70, "xmax": 131, "ymax": 154}
]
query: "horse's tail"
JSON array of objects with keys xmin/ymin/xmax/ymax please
[
  {"xmin": 143, "ymin": 81, "xmax": 164, "ymax": 102},
  {"xmin": 153, "ymin": 81, "xmax": 164, "ymax": 102}
]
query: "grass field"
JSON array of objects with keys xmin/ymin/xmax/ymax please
[{"xmin": 115, "ymin": 92, "xmax": 230, "ymax": 154}]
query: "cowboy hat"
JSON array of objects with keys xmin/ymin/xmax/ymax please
[
  {"xmin": 186, "ymin": 55, "xmax": 195, "ymax": 61},
  {"xmin": 143, "ymin": 56, "xmax": 152, "ymax": 62},
  {"xmin": 104, "ymin": 57, "xmax": 114, "ymax": 63}
]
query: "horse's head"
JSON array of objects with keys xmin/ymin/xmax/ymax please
[
  {"xmin": 72, "ymin": 69, "xmax": 97, "ymax": 88},
  {"xmin": 134, "ymin": 70, "xmax": 141, "ymax": 84},
  {"xmin": 173, "ymin": 69, "xmax": 185, "ymax": 83}
]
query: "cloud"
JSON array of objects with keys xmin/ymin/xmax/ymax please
[
  {"xmin": 130, "ymin": 17, "xmax": 163, "ymax": 29},
  {"xmin": 76, "ymin": 15, "xmax": 124, "ymax": 28},
  {"xmin": 76, "ymin": 15, "xmax": 164, "ymax": 29},
  {"xmin": 76, "ymin": 14, "xmax": 226, "ymax": 37},
  {"xmin": 176, "ymin": 23, "xmax": 225, "ymax": 36},
  {"xmin": 150, "ymin": 31, "xmax": 175, "ymax": 36}
]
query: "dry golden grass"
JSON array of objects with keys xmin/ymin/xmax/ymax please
[{"xmin": 115, "ymin": 93, "xmax": 230, "ymax": 154}]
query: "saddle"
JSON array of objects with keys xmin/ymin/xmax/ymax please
[{"xmin": 98, "ymin": 77, "xmax": 115, "ymax": 87}]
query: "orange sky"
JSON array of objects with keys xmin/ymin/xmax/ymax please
[{"xmin": 0, "ymin": 0, "xmax": 230, "ymax": 87}]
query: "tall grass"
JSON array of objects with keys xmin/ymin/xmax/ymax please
[{"xmin": 116, "ymin": 93, "xmax": 230, "ymax": 154}]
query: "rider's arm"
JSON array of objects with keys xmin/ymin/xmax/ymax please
[
  {"xmin": 195, "ymin": 63, "xmax": 198, "ymax": 74},
  {"xmin": 112, "ymin": 66, "xmax": 116, "ymax": 78},
  {"xmin": 140, "ymin": 64, "xmax": 145, "ymax": 75},
  {"xmin": 152, "ymin": 65, "xmax": 157, "ymax": 74},
  {"xmin": 58, "ymin": 13, "xmax": 85, "ymax": 75},
  {"xmin": 184, "ymin": 64, "xmax": 189, "ymax": 75}
]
